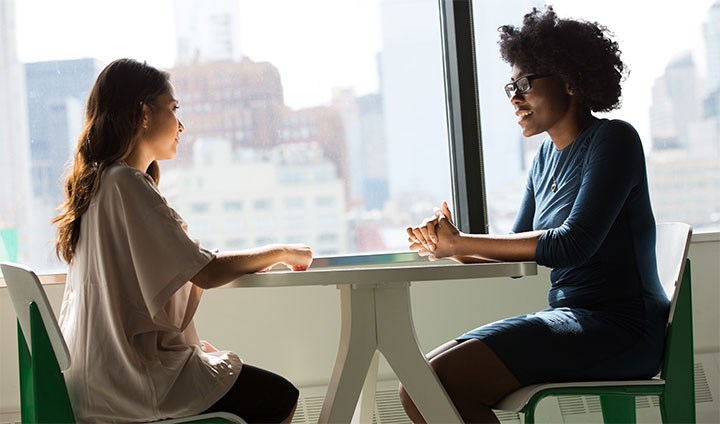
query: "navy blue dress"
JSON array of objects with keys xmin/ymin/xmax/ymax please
[{"xmin": 457, "ymin": 119, "xmax": 670, "ymax": 385}]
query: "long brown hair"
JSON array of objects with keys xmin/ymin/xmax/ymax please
[{"xmin": 54, "ymin": 59, "xmax": 170, "ymax": 263}]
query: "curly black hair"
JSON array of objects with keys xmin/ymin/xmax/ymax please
[{"xmin": 498, "ymin": 6, "xmax": 627, "ymax": 112}]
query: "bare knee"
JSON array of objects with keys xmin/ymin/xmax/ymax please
[{"xmin": 428, "ymin": 340, "xmax": 521, "ymax": 407}]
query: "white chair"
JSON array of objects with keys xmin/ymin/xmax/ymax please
[
  {"xmin": 1, "ymin": 261, "xmax": 246, "ymax": 424},
  {"xmin": 493, "ymin": 222, "xmax": 695, "ymax": 423}
]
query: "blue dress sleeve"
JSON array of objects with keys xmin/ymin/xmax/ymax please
[
  {"xmin": 512, "ymin": 172, "xmax": 535, "ymax": 234},
  {"xmin": 536, "ymin": 121, "xmax": 644, "ymax": 267}
]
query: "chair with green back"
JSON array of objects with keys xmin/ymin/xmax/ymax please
[
  {"xmin": 1, "ymin": 262, "xmax": 246, "ymax": 424},
  {"xmin": 493, "ymin": 222, "xmax": 695, "ymax": 424}
]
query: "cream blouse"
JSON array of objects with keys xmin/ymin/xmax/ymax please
[{"xmin": 59, "ymin": 162, "xmax": 241, "ymax": 422}]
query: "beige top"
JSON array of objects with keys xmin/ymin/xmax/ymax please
[{"xmin": 59, "ymin": 162, "xmax": 241, "ymax": 422}]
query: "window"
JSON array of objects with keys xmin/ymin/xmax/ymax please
[
  {"xmin": 472, "ymin": 0, "xmax": 720, "ymax": 234},
  {"xmin": 4, "ymin": 0, "xmax": 453, "ymax": 272},
  {"xmin": 283, "ymin": 197, "xmax": 305, "ymax": 209},
  {"xmin": 223, "ymin": 201, "xmax": 243, "ymax": 213},
  {"xmin": 190, "ymin": 203, "xmax": 210, "ymax": 214},
  {"xmin": 6, "ymin": 0, "xmax": 714, "ymax": 273}
]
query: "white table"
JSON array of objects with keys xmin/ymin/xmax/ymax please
[{"xmin": 225, "ymin": 256, "xmax": 537, "ymax": 423}]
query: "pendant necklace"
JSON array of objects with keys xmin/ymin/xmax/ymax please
[{"xmin": 551, "ymin": 140, "xmax": 577, "ymax": 193}]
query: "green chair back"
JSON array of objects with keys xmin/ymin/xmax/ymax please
[{"xmin": 1, "ymin": 262, "xmax": 75, "ymax": 423}]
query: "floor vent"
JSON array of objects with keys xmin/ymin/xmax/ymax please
[
  {"xmin": 558, "ymin": 395, "xmax": 601, "ymax": 416},
  {"xmin": 493, "ymin": 410, "xmax": 521, "ymax": 423},
  {"xmin": 374, "ymin": 388, "xmax": 407, "ymax": 424},
  {"xmin": 291, "ymin": 393, "xmax": 325, "ymax": 424},
  {"xmin": 695, "ymin": 361, "xmax": 714, "ymax": 403}
]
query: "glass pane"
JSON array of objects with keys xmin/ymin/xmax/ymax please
[
  {"xmin": 2, "ymin": 0, "xmax": 452, "ymax": 272},
  {"xmin": 475, "ymin": 0, "xmax": 720, "ymax": 234}
]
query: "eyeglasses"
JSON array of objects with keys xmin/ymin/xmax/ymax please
[{"xmin": 504, "ymin": 74, "xmax": 553, "ymax": 98}]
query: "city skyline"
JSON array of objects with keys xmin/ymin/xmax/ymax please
[{"xmin": 2, "ymin": 0, "xmax": 718, "ymax": 271}]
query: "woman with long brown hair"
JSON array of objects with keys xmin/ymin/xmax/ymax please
[{"xmin": 55, "ymin": 58, "xmax": 311, "ymax": 423}]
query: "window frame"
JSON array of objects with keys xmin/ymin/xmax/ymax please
[{"xmin": 439, "ymin": 0, "xmax": 489, "ymax": 235}]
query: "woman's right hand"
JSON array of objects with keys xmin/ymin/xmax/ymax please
[
  {"xmin": 280, "ymin": 244, "xmax": 313, "ymax": 271},
  {"xmin": 407, "ymin": 201, "xmax": 457, "ymax": 257}
]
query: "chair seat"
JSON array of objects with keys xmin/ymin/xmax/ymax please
[
  {"xmin": 158, "ymin": 411, "xmax": 246, "ymax": 423},
  {"xmin": 495, "ymin": 378, "xmax": 666, "ymax": 412}
]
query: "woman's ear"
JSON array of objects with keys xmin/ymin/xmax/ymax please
[
  {"xmin": 566, "ymin": 82, "xmax": 574, "ymax": 95},
  {"xmin": 141, "ymin": 103, "xmax": 152, "ymax": 129}
]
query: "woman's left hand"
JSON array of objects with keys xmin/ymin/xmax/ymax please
[
  {"xmin": 407, "ymin": 201, "xmax": 460, "ymax": 258},
  {"xmin": 199, "ymin": 340, "xmax": 219, "ymax": 353}
]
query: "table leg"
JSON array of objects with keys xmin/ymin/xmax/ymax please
[
  {"xmin": 351, "ymin": 351, "xmax": 379, "ymax": 424},
  {"xmin": 319, "ymin": 285, "xmax": 378, "ymax": 423},
  {"xmin": 375, "ymin": 283, "xmax": 463, "ymax": 423}
]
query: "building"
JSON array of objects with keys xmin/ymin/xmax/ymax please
[
  {"xmin": 356, "ymin": 92, "xmax": 389, "ymax": 210},
  {"xmin": 279, "ymin": 105, "xmax": 349, "ymax": 190},
  {"xmin": 379, "ymin": 0, "xmax": 451, "ymax": 201},
  {"xmin": 170, "ymin": 58, "xmax": 286, "ymax": 163},
  {"xmin": 647, "ymin": 2, "xmax": 720, "ymax": 232},
  {"xmin": 0, "ymin": 0, "xmax": 32, "ymax": 263},
  {"xmin": 24, "ymin": 58, "xmax": 102, "ymax": 204},
  {"xmin": 704, "ymin": 1, "xmax": 720, "ymax": 93},
  {"xmin": 173, "ymin": 0, "xmax": 242, "ymax": 66},
  {"xmin": 649, "ymin": 53, "xmax": 701, "ymax": 150},
  {"xmin": 161, "ymin": 138, "xmax": 347, "ymax": 256}
]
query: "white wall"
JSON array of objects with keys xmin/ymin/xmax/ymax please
[{"xmin": 1, "ymin": 235, "xmax": 718, "ymax": 422}]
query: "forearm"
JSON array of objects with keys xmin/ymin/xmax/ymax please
[
  {"xmin": 451, "ymin": 230, "xmax": 545, "ymax": 262},
  {"xmin": 191, "ymin": 245, "xmax": 288, "ymax": 289}
]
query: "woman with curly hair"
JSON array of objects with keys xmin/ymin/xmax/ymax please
[
  {"xmin": 54, "ymin": 58, "xmax": 312, "ymax": 422},
  {"xmin": 401, "ymin": 7, "xmax": 668, "ymax": 423}
]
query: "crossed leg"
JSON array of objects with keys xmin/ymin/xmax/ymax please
[{"xmin": 399, "ymin": 339, "xmax": 522, "ymax": 423}]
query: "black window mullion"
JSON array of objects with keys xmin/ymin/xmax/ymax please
[{"xmin": 439, "ymin": 0, "xmax": 488, "ymax": 234}]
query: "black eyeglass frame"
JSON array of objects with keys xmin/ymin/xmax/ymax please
[{"xmin": 504, "ymin": 74, "xmax": 553, "ymax": 98}]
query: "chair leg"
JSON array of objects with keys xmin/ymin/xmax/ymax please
[
  {"xmin": 659, "ymin": 392, "xmax": 696, "ymax": 424},
  {"xmin": 600, "ymin": 395, "xmax": 636, "ymax": 423}
]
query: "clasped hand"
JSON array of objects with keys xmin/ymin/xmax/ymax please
[{"xmin": 406, "ymin": 200, "xmax": 460, "ymax": 260}]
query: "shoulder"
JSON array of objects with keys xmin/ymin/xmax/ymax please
[
  {"xmin": 102, "ymin": 162, "xmax": 153, "ymax": 186},
  {"xmin": 596, "ymin": 119, "xmax": 640, "ymax": 139},
  {"xmin": 589, "ymin": 119, "xmax": 644, "ymax": 155},
  {"xmin": 98, "ymin": 162, "xmax": 164, "ymax": 205},
  {"xmin": 101, "ymin": 162, "xmax": 158, "ymax": 192}
]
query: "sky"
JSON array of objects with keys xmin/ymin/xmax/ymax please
[
  {"xmin": 13, "ymin": 0, "xmax": 382, "ymax": 109},
  {"xmin": 13, "ymin": 0, "xmax": 718, "ymax": 132}
]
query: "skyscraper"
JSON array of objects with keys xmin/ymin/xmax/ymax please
[
  {"xmin": 703, "ymin": 1, "xmax": 720, "ymax": 119},
  {"xmin": 25, "ymin": 58, "xmax": 103, "ymax": 205},
  {"xmin": 704, "ymin": 1, "xmax": 720, "ymax": 93},
  {"xmin": 174, "ymin": 0, "xmax": 242, "ymax": 66},
  {"xmin": 649, "ymin": 53, "xmax": 701, "ymax": 150},
  {"xmin": 0, "ymin": 0, "xmax": 32, "ymax": 263},
  {"xmin": 379, "ymin": 0, "xmax": 450, "ymax": 202}
]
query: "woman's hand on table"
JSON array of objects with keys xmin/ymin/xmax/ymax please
[
  {"xmin": 407, "ymin": 201, "xmax": 460, "ymax": 259},
  {"xmin": 279, "ymin": 244, "xmax": 313, "ymax": 271}
]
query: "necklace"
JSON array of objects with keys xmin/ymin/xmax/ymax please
[{"xmin": 551, "ymin": 140, "xmax": 577, "ymax": 193}]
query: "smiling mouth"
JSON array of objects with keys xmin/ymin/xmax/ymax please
[{"xmin": 516, "ymin": 110, "xmax": 533, "ymax": 118}]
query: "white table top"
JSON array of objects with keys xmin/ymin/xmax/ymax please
[{"xmin": 223, "ymin": 256, "xmax": 537, "ymax": 288}]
